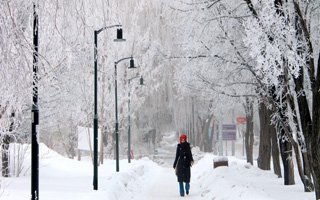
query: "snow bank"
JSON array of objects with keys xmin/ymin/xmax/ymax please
[
  {"xmin": 103, "ymin": 157, "xmax": 161, "ymax": 200},
  {"xmin": 192, "ymin": 154, "xmax": 312, "ymax": 200}
]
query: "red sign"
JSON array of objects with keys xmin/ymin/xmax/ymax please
[{"xmin": 236, "ymin": 116, "xmax": 246, "ymax": 124}]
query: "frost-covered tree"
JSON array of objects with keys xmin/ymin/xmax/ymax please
[
  {"xmin": 0, "ymin": 0, "xmax": 35, "ymax": 177},
  {"xmin": 243, "ymin": 0, "xmax": 320, "ymax": 195}
]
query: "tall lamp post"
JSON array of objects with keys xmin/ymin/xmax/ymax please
[
  {"xmin": 127, "ymin": 75, "xmax": 144, "ymax": 163},
  {"xmin": 114, "ymin": 57, "xmax": 135, "ymax": 172},
  {"xmin": 31, "ymin": 3, "xmax": 39, "ymax": 200},
  {"xmin": 93, "ymin": 25, "xmax": 125, "ymax": 190}
]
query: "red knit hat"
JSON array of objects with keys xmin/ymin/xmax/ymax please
[{"xmin": 179, "ymin": 134, "xmax": 187, "ymax": 143}]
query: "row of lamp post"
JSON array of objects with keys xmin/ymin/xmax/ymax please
[
  {"xmin": 30, "ymin": 9, "xmax": 143, "ymax": 197},
  {"xmin": 93, "ymin": 25, "xmax": 143, "ymax": 187}
]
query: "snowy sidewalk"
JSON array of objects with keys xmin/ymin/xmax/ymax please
[{"xmin": 131, "ymin": 167, "xmax": 200, "ymax": 200}]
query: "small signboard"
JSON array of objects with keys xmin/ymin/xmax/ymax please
[
  {"xmin": 222, "ymin": 124, "xmax": 236, "ymax": 140},
  {"xmin": 77, "ymin": 126, "xmax": 101, "ymax": 151}
]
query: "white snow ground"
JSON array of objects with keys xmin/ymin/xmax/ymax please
[{"xmin": 0, "ymin": 137, "xmax": 315, "ymax": 200}]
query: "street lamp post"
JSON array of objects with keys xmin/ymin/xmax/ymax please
[
  {"xmin": 31, "ymin": 3, "xmax": 39, "ymax": 200},
  {"xmin": 127, "ymin": 76, "xmax": 144, "ymax": 163},
  {"xmin": 93, "ymin": 25, "xmax": 125, "ymax": 190},
  {"xmin": 114, "ymin": 57, "xmax": 135, "ymax": 172}
]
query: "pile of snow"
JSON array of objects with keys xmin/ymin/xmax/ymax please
[
  {"xmin": 193, "ymin": 155, "xmax": 313, "ymax": 200},
  {"xmin": 2, "ymin": 143, "xmax": 162, "ymax": 200},
  {"xmin": 191, "ymin": 146, "xmax": 205, "ymax": 162},
  {"xmin": 212, "ymin": 156, "xmax": 228, "ymax": 162}
]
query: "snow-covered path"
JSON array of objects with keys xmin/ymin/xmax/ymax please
[{"xmin": 131, "ymin": 167, "xmax": 201, "ymax": 200}]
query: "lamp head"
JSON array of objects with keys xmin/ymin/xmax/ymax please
[
  {"xmin": 114, "ymin": 28, "xmax": 126, "ymax": 42},
  {"xmin": 128, "ymin": 58, "xmax": 136, "ymax": 69},
  {"xmin": 139, "ymin": 76, "xmax": 144, "ymax": 85}
]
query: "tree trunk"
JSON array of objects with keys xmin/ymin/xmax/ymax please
[
  {"xmin": 2, "ymin": 134, "xmax": 10, "ymax": 177},
  {"xmin": 294, "ymin": 67, "xmax": 316, "ymax": 193},
  {"xmin": 244, "ymin": 98, "xmax": 254, "ymax": 165},
  {"xmin": 191, "ymin": 97, "xmax": 196, "ymax": 147},
  {"xmin": 285, "ymin": 83, "xmax": 314, "ymax": 191},
  {"xmin": 196, "ymin": 116, "xmax": 204, "ymax": 150},
  {"xmin": 311, "ymin": 55, "xmax": 320, "ymax": 198},
  {"xmin": 2, "ymin": 112, "xmax": 13, "ymax": 177},
  {"xmin": 291, "ymin": 139, "xmax": 314, "ymax": 191},
  {"xmin": 310, "ymin": 139, "xmax": 320, "ymax": 199},
  {"xmin": 258, "ymin": 103, "xmax": 271, "ymax": 170},
  {"xmin": 203, "ymin": 115, "xmax": 214, "ymax": 152},
  {"xmin": 276, "ymin": 104, "xmax": 295, "ymax": 186},
  {"xmin": 270, "ymin": 122, "xmax": 281, "ymax": 177},
  {"xmin": 272, "ymin": 73, "xmax": 296, "ymax": 186},
  {"xmin": 279, "ymin": 129, "xmax": 295, "ymax": 185},
  {"xmin": 199, "ymin": 116, "xmax": 213, "ymax": 152},
  {"xmin": 290, "ymin": 45, "xmax": 315, "ymax": 192}
]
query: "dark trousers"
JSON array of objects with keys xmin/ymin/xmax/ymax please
[{"xmin": 179, "ymin": 182, "xmax": 190, "ymax": 196}]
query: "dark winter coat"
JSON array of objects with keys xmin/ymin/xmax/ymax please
[{"xmin": 173, "ymin": 142, "xmax": 194, "ymax": 183}]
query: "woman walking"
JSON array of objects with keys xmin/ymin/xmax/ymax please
[{"xmin": 173, "ymin": 134, "xmax": 194, "ymax": 197}]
